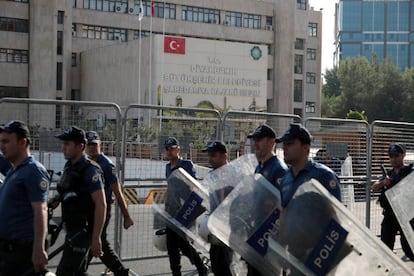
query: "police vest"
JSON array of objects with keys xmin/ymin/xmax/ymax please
[
  {"xmin": 58, "ymin": 159, "xmax": 103, "ymax": 231},
  {"xmin": 379, "ymin": 163, "xmax": 413, "ymax": 210}
]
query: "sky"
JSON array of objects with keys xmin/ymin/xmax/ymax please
[{"xmin": 308, "ymin": 0, "xmax": 339, "ymax": 72}]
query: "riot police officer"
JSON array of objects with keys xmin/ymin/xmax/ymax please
[
  {"xmin": 372, "ymin": 143, "xmax": 414, "ymax": 261},
  {"xmin": 54, "ymin": 126, "xmax": 106, "ymax": 275},
  {"xmin": 0, "ymin": 120, "xmax": 49, "ymax": 275}
]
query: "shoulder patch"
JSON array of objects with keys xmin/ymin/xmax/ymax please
[
  {"xmin": 92, "ymin": 173, "xmax": 100, "ymax": 183},
  {"xmin": 329, "ymin": 179, "xmax": 337, "ymax": 189},
  {"xmin": 39, "ymin": 178, "xmax": 48, "ymax": 191}
]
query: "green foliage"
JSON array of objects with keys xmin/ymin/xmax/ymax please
[
  {"xmin": 321, "ymin": 55, "xmax": 414, "ymax": 122},
  {"xmin": 346, "ymin": 109, "xmax": 368, "ymax": 121}
]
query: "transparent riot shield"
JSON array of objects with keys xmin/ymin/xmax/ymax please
[
  {"xmin": 277, "ymin": 179, "xmax": 411, "ymax": 275},
  {"xmin": 202, "ymin": 153, "xmax": 258, "ymax": 212},
  {"xmin": 152, "ymin": 168, "xmax": 210, "ymax": 257},
  {"xmin": 208, "ymin": 176, "xmax": 412, "ymax": 275},
  {"xmin": 385, "ymin": 171, "xmax": 414, "ymax": 253},
  {"xmin": 207, "ymin": 173, "xmax": 312, "ymax": 275}
]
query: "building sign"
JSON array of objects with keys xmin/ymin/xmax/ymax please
[{"xmin": 154, "ymin": 35, "xmax": 268, "ymax": 111}]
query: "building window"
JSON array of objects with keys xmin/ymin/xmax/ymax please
[
  {"xmin": 8, "ymin": 0, "xmax": 29, "ymax": 2},
  {"xmin": 57, "ymin": 11, "xmax": 64, "ymax": 24},
  {"xmin": 294, "ymin": 108, "xmax": 303, "ymax": 118},
  {"xmin": 294, "ymin": 54, "xmax": 303, "ymax": 74},
  {"xmin": 71, "ymin": 89, "xmax": 81, "ymax": 100},
  {"xmin": 82, "ymin": 24, "xmax": 127, "ymax": 41},
  {"xmin": 83, "ymin": 0, "xmax": 128, "ymax": 13},
  {"xmin": 57, "ymin": 31, "xmax": 63, "ymax": 55},
  {"xmin": 308, "ymin": 22, "xmax": 317, "ymax": 37},
  {"xmin": 305, "ymin": 102, "xmax": 316, "ymax": 113},
  {"xmin": 295, "ymin": 38, "xmax": 304, "ymax": 50},
  {"xmin": 56, "ymin": 62, "xmax": 63, "ymax": 90},
  {"xmin": 267, "ymin": 69, "xmax": 273, "ymax": 80},
  {"xmin": 306, "ymin": 72, "xmax": 316, "ymax": 84},
  {"xmin": 307, "ymin": 48, "xmax": 316, "ymax": 60},
  {"xmin": 0, "ymin": 86, "xmax": 28, "ymax": 98},
  {"xmin": 224, "ymin": 12, "xmax": 242, "ymax": 27},
  {"xmin": 182, "ymin": 6, "xmax": 220, "ymax": 24},
  {"xmin": 243, "ymin": 13, "xmax": 261, "ymax": 29},
  {"xmin": 138, "ymin": 1, "xmax": 176, "ymax": 19},
  {"xmin": 133, "ymin": 30, "xmax": 151, "ymax": 39},
  {"xmin": 0, "ymin": 17, "xmax": 29, "ymax": 33},
  {"xmin": 72, "ymin": 0, "xmax": 76, "ymax": 7},
  {"xmin": 71, "ymin": 53, "xmax": 77, "ymax": 67},
  {"xmin": 0, "ymin": 48, "xmax": 29, "ymax": 63},
  {"xmin": 294, "ymin": 80, "xmax": 303, "ymax": 102},
  {"xmin": 72, "ymin": 23, "xmax": 77, "ymax": 36},
  {"xmin": 297, "ymin": 0, "xmax": 306, "ymax": 10},
  {"xmin": 266, "ymin": 16, "xmax": 273, "ymax": 28}
]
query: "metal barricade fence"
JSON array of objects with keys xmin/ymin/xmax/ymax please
[
  {"xmin": 220, "ymin": 110, "xmax": 301, "ymax": 159},
  {"xmin": 119, "ymin": 104, "xmax": 221, "ymax": 260},
  {"xmin": 370, "ymin": 120, "xmax": 414, "ymax": 235},
  {"xmin": 304, "ymin": 118, "xmax": 371, "ymax": 228},
  {"xmin": 0, "ymin": 97, "xmax": 123, "ymax": 267},
  {"xmin": 1, "ymin": 97, "xmax": 412, "ymax": 263}
]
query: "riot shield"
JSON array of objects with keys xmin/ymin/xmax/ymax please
[
  {"xmin": 202, "ymin": 153, "xmax": 258, "ymax": 212},
  {"xmin": 208, "ymin": 176, "xmax": 412, "ymax": 275},
  {"xmin": 278, "ymin": 179, "xmax": 411, "ymax": 275},
  {"xmin": 207, "ymin": 173, "xmax": 312, "ymax": 275},
  {"xmin": 152, "ymin": 168, "xmax": 210, "ymax": 257},
  {"xmin": 385, "ymin": 171, "xmax": 414, "ymax": 253}
]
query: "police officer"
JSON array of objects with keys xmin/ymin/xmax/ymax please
[
  {"xmin": 202, "ymin": 141, "xmax": 233, "ymax": 276},
  {"xmin": 164, "ymin": 137, "xmax": 208, "ymax": 276},
  {"xmin": 246, "ymin": 124, "xmax": 288, "ymax": 276},
  {"xmin": 372, "ymin": 143, "xmax": 414, "ymax": 261},
  {"xmin": 277, "ymin": 123, "xmax": 341, "ymax": 207},
  {"xmin": 85, "ymin": 131, "xmax": 133, "ymax": 275},
  {"xmin": 54, "ymin": 126, "xmax": 107, "ymax": 275},
  {"xmin": 248, "ymin": 124, "xmax": 288, "ymax": 188},
  {"xmin": 0, "ymin": 120, "xmax": 49, "ymax": 275}
]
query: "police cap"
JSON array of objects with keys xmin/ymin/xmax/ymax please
[
  {"xmin": 0, "ymin": 120, "xmax": 31, "ymax": 144},
  {"xmin": 86, "ymin": 131, "xmax": 101, "ymax": 144},
  {"xmin": 202, "ymin": 141, "xmax": 227, "ymax": 153},
  {"xmin": 276, "ymin": 123, "xmax": 312, "ymax": 145},
  {"xmin": 56, "ymin": 126, "xmax": 87, "ymax": 144},
  {"xmin": 247, "ymin": 124, "xmax": 276, "ymax": 139}
]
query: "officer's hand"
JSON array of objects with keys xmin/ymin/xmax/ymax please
[
  {"xmin": 123, "ymin": 216, "xmax": 134, "ymax": 229},
  {"xmin": 91, "ymin": 238, "xmax": 103, "ymax": 258},
  {"xmin": 32, "ymin": 248, "xmax": 48, "ymax": 272}
]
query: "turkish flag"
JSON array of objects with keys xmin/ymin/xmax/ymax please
[{"xmin": 164, "ymin": 36, "xmax": 186, "ymax": 55}]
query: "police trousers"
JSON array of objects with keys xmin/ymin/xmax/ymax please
[
  {"xmin": 0, "ymin": 239, "xmax": 33, "ymax": 276},
  {"xmin": 86, "ymin": 209, "xmax": 128, "ymax": 276},
  {"xmin": 209, "ymin": 244, "xmax": 232, "ymax": 276},
  {"xmin": 166, "ymin": 227, "xmax": 206, "ymax": 276},
  {"xmin": 381, "ymin": 210, "xmax": 414, "ymax": 261},
  {"xmin": 56, "ymin": 229, "xmax": 91, "ymax": 276}
]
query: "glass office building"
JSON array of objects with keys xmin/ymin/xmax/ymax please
[{"xmin": 335, "ymin": 0, "xmax": 412, "ymax": 69}]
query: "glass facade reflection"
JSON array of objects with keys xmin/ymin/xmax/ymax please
[{"xmin": 338, "ymin": 0, "xmax": 412, "ymax": 69}]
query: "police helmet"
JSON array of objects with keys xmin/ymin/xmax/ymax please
[
  {"xmin": 153, "ymin": 228, "xmax": 167, "ymax": 252},
  {"xmin": 197, "ymin": 212, "xmax": 210, "ymax": 242}
]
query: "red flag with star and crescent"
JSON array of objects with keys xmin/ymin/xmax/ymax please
[{"xmin": 164, "ymin": 36, "xmax": 186, "ymax": 55}]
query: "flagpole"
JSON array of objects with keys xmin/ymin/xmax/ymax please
[
  {"xmin": 147, "ymin": 0, "xmax": 154, "ymax": 128},
  {"xmin": 159, "ymin": 0, "xmax": 167, "ymax": 132}
]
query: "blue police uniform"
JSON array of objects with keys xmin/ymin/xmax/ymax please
[
  {"xmin": 0, "ymin": 156, "xmax": 49, "ymax": 275},
  {"xmin": 86, "ymin": 153, "xmax": 130, "ymax": 275},
  {"xmin": 166, "ymin": 159, "xmax": 196, "ymax": 178},
  {"xmin": 0, "ymin": 154, "xmax": 11, "ymax": 176},
  {"xmin": 378, "ymin": 164, "xmax": 414, "ymax": 261},
  {"xmin": 56, "ymin": 155, "xmax": 104, "ymax": 276},
  {"xmin": 255, "ymin": 155, "xmax": 288, "ymax": 188},
  {"xmin": 280, "ymin": 160, "xmax": 341, "ymax": 207},
  {"xmin": 165, "ymin": 158, "xmax": 206, "ymax": 276},
  {"xmin": 96, "ymin": 153, "xmax": 118, "ymax": 204}
]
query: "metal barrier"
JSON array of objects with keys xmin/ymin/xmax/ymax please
[
  {"xmin": 304, "ymin": 118, "xmax": 371, "ymax": 228},
  {"xmin": 370, "ymin": 120, "xmax": 414, "ymax": 235},
  {"xmin": 221, "ymin": 110, "xmax": 301, "ymax": 159},
  {"xmin": 120, "ymin": 104, "xmax": 221, "ymax": 260},
  {"xmin": 2, "ymin": 97, "xmax": 413, "ymax": 263}
]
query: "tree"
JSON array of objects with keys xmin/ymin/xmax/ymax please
[
  {"xmin": 322, "ymin": 67, "xmax": 341, "ymax": 97},
  {"xmin": 346, "ymin": 109, "xmax": 368, "ymax": 121}
]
